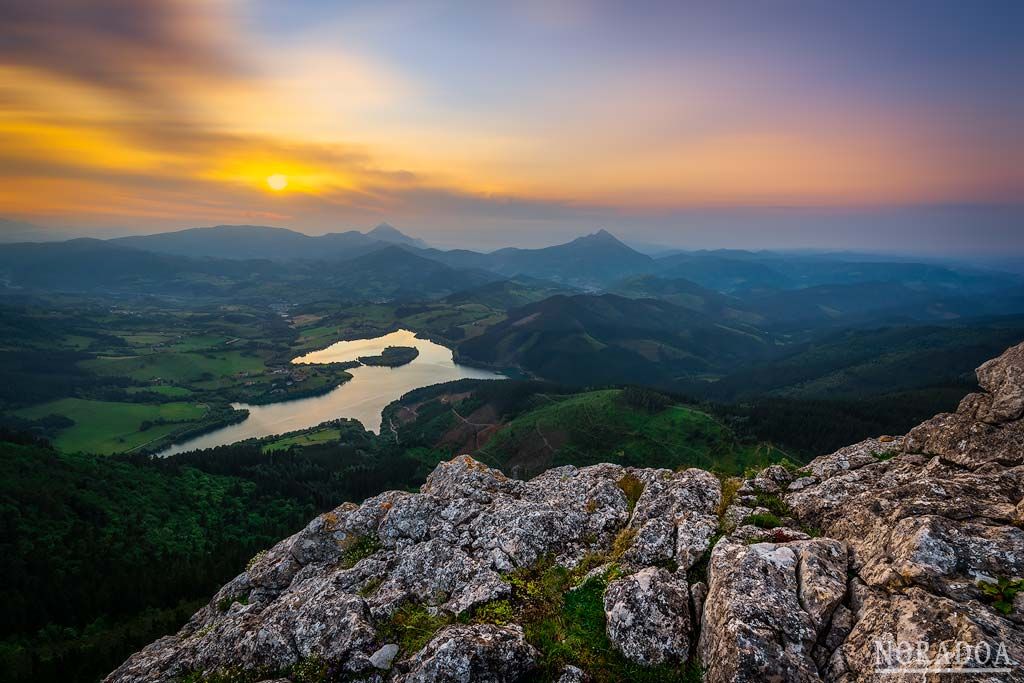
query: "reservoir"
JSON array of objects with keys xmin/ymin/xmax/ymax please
[{"xmin": 157, "ymin": 329, "xmax": 502, "ymax": 455}]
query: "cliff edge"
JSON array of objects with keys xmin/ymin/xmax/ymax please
[{"xmin": 107, "ymin": 343, "xmax": 1024, "ymax": 682}]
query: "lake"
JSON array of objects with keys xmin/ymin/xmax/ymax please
[{"xmin": 157, "ymin": 329, "xmax": 503, "ymax": 456}]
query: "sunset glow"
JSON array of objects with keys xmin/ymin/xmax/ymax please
[{"xmin": 0, "ymin": 1, "xmax": 1021, "ymax": 249}]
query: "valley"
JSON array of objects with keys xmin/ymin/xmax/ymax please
[{"xmin": 2, "ymin": 224, "xmax": 1023, "ymax": 683}]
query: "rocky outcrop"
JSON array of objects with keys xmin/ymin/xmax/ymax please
[
  {"xmin": 604, "ymin": 566, "xmax": 691, "ymax": 665},
  {"xmin": 107, "ymin": 343, "xmax": 1024, "ymax": 683},
  {"xmin": 402, "ymin": 625, "xmax": 536, "ymax": 683}
]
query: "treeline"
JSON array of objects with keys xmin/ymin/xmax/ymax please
[
  {"xmin": 0, "ymin": 429, "xmax": 431, "ymax": 683},
  {"xmin": 711, "ymin": 383, "xmax": 971, "ymax": 457}
]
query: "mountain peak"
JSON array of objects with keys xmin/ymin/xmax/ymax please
[
  {"xmin": 576, "ymin": 229, "xmax": 626, "ymax": 246},
  {"xmin": 368, "ymin": 222, "xmax": 401, "ymax": 237},
  {"xmin": 366, "ymin": 222, "xmax": 429, "ymax": 249}
]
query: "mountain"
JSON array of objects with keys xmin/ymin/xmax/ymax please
[
  {"xmin": 456, "ymin": 293, "xmax": 773, "ymax": 386},
  {"xmin": 0, "ymin": 238, "xmax": 492, "ymax": 301},
  {"xmin": 751, "ymin": 283, "xmax": 1024, "ymax": 333},
  {"xmin": 484, "ymin": 229, "xmax": 654, "ymax": 285},
  {"xmin": 655, "ymin": 249, "xmax": 1022, "ymax": 297},
  {"xmin": 0, "ymin": 238, "xmax": 285, "ymax": 294},
  {"xmin": 366, "ymin": 222, "xmax": 430, "ymax": 249},
  {"xmin": 105, "ymin": 343, "xmax": 1024, "ymax": 683},
  {"xmin": 322, "ymin": 246, "xmax": 500, "ymax": 301},
  {"xmin": 417, "ymin": 230, "xmax": 654, "ymax": 287},
  {"xmin": 112, "ymin": 224, "xmax": 429, "ymax": 261}
]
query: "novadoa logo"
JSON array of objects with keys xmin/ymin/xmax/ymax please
[{"xmin": 874, "ymin": 637, "xmax": 1017, "ymax": 676}]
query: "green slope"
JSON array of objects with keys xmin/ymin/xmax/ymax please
[{"xmin": 396, "ymin": 385, "xmax": 792, "ymax": 478}]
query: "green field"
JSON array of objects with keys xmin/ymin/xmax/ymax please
[
  {"xmin": 262, "ymin": 427, "xmax": 343, "ymax": 453},
  {"xmin": 15, "ymin": 399, "xmax": 206, "ymax": 454},
  {"xmin": 82, "ymin": 351, "xmax": 266, "ymax": 384}
]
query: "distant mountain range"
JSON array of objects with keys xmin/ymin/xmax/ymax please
[
  {"xmin": 2, "ymin": 219, "xmax": 1024, "ymax": 400},
  {"xmin": 111, "ymin": 223, "xmax": 428, "ymax": 260},
  {"xmin": 2, "ymin": 220, "xmax": 1023, "ymax": 334}
]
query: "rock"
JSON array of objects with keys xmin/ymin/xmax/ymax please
[
  {"xmin": 370, "ymin": 644, "xmax": 400, "ymax": 670},
  {"xmin": 402, "ymin": 624, "xmax": 537, "ymax": 683},
  {"xmin": 421, "ymin": 454, "xmax": 524, "ymax": 503},
  {"xmin": 699, "ymin": 537, "xmax": 846, "ymax": 683},
  {"xmin": 674, "ymin": 513, "xmax": 719, "ymax": 570},
  {"xmin": 689, "ymin": 581, "xmax": 707, "ymax": 629},
  {"xmin": 604, "ymin": 567, "xmax": 691, "ymax": 666},
  {"xmin": 905, "ymin": 342, "xmax": 1024, "ymax": 468},
  {"xmin": 615, "ymin": 468, "xmax": 720, "ymax": 570},
  {"xmin": 752, "ymin": 464, "xmax": 794, "ymax": 494},
  {"xmin": 834, "ymin": 586, "xmax": 1024, "ymax": 681},
  {"xmin": 975, "ymin": 341, "xmax": 1024, "ymax": 423},
  {"xmin": 556, "ymin": 664, "xmax": 589, "ymax": 683},
  {"xmin": 104, "ymin": 342, "xmax": 1024, "ymax": 683},
  {"xmin": 801, "ymin": 436, "xmax": 903, "ymax": 482}
]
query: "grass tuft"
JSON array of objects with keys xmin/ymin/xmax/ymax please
[
  {"xmin": 743, "ymin": 513, "xmax": 782, "ymax": 529},
  {"xmin": 616, "ymin": 473, "xmax": 645, "ymax": 513}
]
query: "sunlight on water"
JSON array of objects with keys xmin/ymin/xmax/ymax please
[{"xmin": 157, "ymin": 330, "xmax": 502, "ymax": 455}]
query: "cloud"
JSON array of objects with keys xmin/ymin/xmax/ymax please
[{"xmin": 0, "ymin": 0, "xmax": 242, "ymax": 103}]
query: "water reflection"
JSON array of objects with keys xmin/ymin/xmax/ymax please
[{"xmin": 157, "ymin": 330, "xmax": 502, "ymax": 456}]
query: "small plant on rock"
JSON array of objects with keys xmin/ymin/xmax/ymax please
[
  {"xmin": 469, "ymin": 599, "xmax": 515, "ymax": 626},
  {"xmin": 978, "ymin": 577, "xmax": 1023, "ymax": 615},
  {"xmin": 339, "ymin": 534, "xmax": 381, "ymax": 569},
  {"xmin": 616, "ymin": 473, "xmax": 645, "ymax": 513},
  {"xmin": 376, "ymin": 603, "xmax": 453, "ymax": 655},
  {"xmin": 744, "ymin": 512, "xmax": 782, "ymax": 529},
  {"xmin": 754, "ymin": 492, "xmax": 790, "ymax": 518}
]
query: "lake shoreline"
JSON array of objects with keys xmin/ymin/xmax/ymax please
[{"xmin": 154, "ymin": 330, "xmax": 504, "ymax": 456}]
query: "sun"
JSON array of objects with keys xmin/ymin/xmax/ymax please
[{"xmin": 266, "ymin": 174, "xmax": 288, "ymax": 191}]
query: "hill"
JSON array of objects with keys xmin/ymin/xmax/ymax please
[
  {"xmin": 456, "ymin": 293, "xmax": 773, "ymax": 386},
  {"xmin": 390, "ymin": 384, "xmax": 789, "ymax": 479},
  {"xmin": 0, "ymin": 239, "xmax": 287, "ymax": 295},
  {"xmin": 324, "ymin": 246, "xmax": 499, "ymax": 301},
  {"xmin": 608, "ymin": 274, "xmax": 764, "ymax": 325},
  {"xmin": 442, "ymin": 277, "xmax": 575, "ymax": 310},
  {"xmin": 701, "ymin": 318, "xmax": 1024, "ymax": 400}
]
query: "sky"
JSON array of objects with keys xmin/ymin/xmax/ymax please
[{"xmin": 0, "ymin": 0, "xmax": 1022, "ymax": 252}]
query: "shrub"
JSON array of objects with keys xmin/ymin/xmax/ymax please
[
  {"xmin": 717, "ymin": 477, "xmax": 742, "ymax": 518},
  {"xmin": 215, "ymin": 593, "xmax": 249, "ymax": 613}
]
